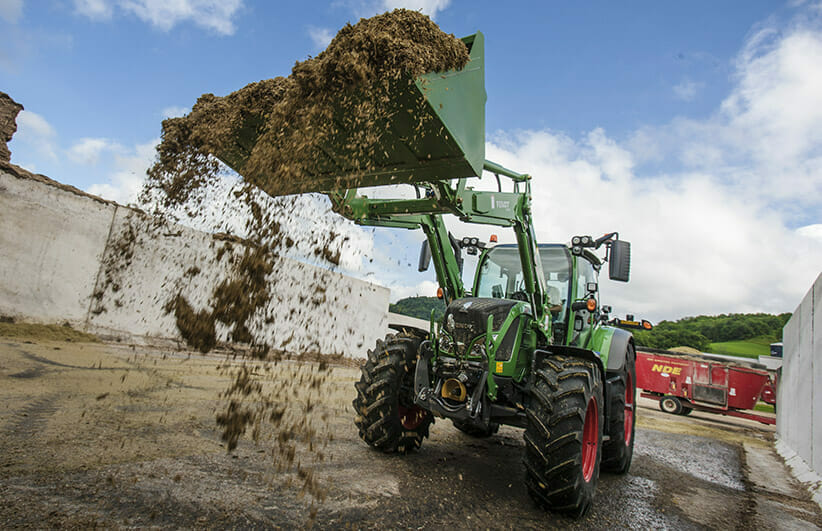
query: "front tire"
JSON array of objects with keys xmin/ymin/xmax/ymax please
[
  {"xmin": 601, "ymin": 344, "xmax": 636, "ymax": 474},
  {"xmin": 353, "ymin": 333, "xmax": 433, "ymax": 453},
  {"xmin": 523, "ymin": 355, "xmax": 604, "ymax": 518}
]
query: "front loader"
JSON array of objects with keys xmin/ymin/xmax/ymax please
[{"xmin": 210, "ymin": 32, "xmax": 638, "ymax": 517}]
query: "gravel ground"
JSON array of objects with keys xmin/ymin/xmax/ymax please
[{"xmin": 1, "ymin": 336, "xmax": 820, "ymax": 529}]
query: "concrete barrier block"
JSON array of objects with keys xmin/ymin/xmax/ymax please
[
  {"xmin": 85, "ymin": 208, "xmax": 389, "ymax": 357},
  {"xmin": 86, "ymin": 207, "xmax": 236, "ymax": 340},
  {"xmin": 813, "ymin": 274, "xmax": 821, "ymax": 473},
  {"xmin": 0, "ymin": 170, "xmax": 115, "ymax": 325},
  {"xmin": 778, "ymin": 296, "xmax": 801, "ymax": 439}
]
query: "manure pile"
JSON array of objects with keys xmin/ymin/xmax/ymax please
[
  {"xmin": 145, "ymin": 8, "xmax": 469, "ymax": 200},
  {"xmin": 130, "ymin": 8, "xmax": 469, "ymax": 516},
  {"xmin": 1, "ymin": 92, "xmax": 24, "ymax": 163}
]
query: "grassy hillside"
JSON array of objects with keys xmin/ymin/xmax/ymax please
[
  {"xmin": 633, "ymin": 312, "xmax": 789, "ymax": 353},
  {"xmin": 389, "ymin": 296, "xmax": 445, "ymax": 321},
  {"xmin": 707, "ymin": 336, "xmax": 772, "ymax": 359}
]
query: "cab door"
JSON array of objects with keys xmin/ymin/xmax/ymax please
[{"xmin": 572, "ymin": 257, "xmax": 598, "ymax": 347}]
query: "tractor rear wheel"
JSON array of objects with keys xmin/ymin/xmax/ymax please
[
  {"xmin": 601, "ymin": 344, "xmax": 636, "ymax": 474},
  {"xmin": 353, "ymin": 333, "xmax": 433, "ymax": 454},
  {"xmin": 523, "ymin": 355, "xmax": 603, "ymax": 518},
  {"xmin": 452, "ymin": 419, "xmax": 500, "ymax": 438}
]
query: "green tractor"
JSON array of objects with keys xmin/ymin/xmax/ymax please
[
  {"xmin": 353, "ymin": 221, "xmax": 636, "ymax": 517},
  {"xmin": 211, "ymin": 32, "xmax": 638, "ymax": 516}
]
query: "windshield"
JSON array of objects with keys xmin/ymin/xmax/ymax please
[{"xmin": 475, "ymin": 245, "xmax": 572, "ymax": 322}]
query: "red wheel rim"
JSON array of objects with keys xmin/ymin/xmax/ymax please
[
  {"xmin": 398, "ymin": 404, "xmax": 426, "ymax": 430},
  {"xmin": 624, "ymin": 372, "xmax": 634, "ymax": 446},
  {"xmin": 581, "ymin": 396, "xmax": 598, "ymax": 482}
]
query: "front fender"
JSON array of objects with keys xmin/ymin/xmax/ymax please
[
  {"xmin": 532, "ymin": 345, "xmax": 606, "ymax": 390},
  {"xmin": 589, "ymin": 326, "xmax": 633, "ymax": 372}
]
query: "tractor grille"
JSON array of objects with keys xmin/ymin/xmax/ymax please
[{"xmin": 443, "ymin": 297, "xmax": 518, "ymax": 353}]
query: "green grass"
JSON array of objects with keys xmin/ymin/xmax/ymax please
[
  {"xmin": 0, "ymin": 322, "xmax": 99, "ymax": 342},
  {"xmin": 707, "ymin": 336, "xmax": 773, "ymax": 359},
  {"xmin": 754, "ymin": 402, "xmax": 775, "ymax": 413}
]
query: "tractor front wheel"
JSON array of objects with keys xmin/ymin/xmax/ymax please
[
  {"xmin": 353, "ymin": 333, "xmax": 433, "ymax": 453},
  {"xmin": 601, "ymin": 344, "xmax": 636, "ymax": 474},
  {"xmin": 523, "ymin": 355, "xmax": 604, "ymax": 518}
]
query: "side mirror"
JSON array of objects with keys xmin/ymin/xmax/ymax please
[
  {"xmin": 609, "ymin": 240, "xmax": 630, "ymax": 282},
  {"xmin": 418, "ymin": 240, "xmax": 432, "ymax": 272}
]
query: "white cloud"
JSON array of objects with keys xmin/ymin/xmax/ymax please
[
  {"xmin": 388, "ymin": 280, "xmax": 439, "ymax": 303},
  {"xmin": 0, "ymin": 0, "xmax": 22, "ymax": 23},
  {"xmin": 346, "ymin": 0, "xmax": 451, "ymax": 19},
  {"xmin": 87, "ymin": 138, "xmax": 157, "ymax": 204},
  {"xmin": 461, "ymin": 8, "xmax": 822, "ymax": 321},
  {"xmin": 119, "ymin": 0, "xmax": 242, "ymax": 34},
  {"xmin": 797, "ymin": 224, "xmax": 822, "ymax": 242},
  {"xmin": 13, "ymin": 110, "xmax": 57, "ymax": 161},
  {"xmin": 381, "ymin": 0, "xmax": 450, "ymax": 18},
  {"xmin": 629, "ymin": 16, "xmax": 822, "ymax": 208},
  {"xmin": 73, "ymin": 0, "xmax": 243, "ymax": 35},
  {"xmin": 673, "ymin": 79, "xmax": 704, "ymax": 101},
  {"xmin": 161, "ymin": 106, "xmax": 189, "ymax": 119},
  {"xmin": 73, "ymin": 0, "xmax": 113, "ymax": 20},
  {"xmin": 483, "ymin": 126, "xmax": 822, "ymax": 322},
  {"xmin": 308, "ymin": 26, "xmax": 334, "ymax": 50},
  {"xmin": 67, "ymin": 137, "xmax": 120, "ymax": 165}
]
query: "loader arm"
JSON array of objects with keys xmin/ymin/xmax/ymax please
[{"xmin": 326, "ymin": 160, "xmax": 547, "ymax": 318}]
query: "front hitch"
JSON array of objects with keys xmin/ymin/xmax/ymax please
[{"xmin": 414, "ymin": 340, "xmax": 490, "ymax": 426}]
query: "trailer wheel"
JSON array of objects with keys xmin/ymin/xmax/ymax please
[
  {"xmin": 601, "ymin": 344, "xmax": 636, "ymax": 474},
  {"xmin": 659, "ymin": 395, "xmax": 683, "ymax": 415},
  {"xmin": 353, "ymin": 333, "xmax": 433, "ymax": 454},
  {"xmin": 523, "ymin": 355, "xmax": 603, "ymax": 518},
  {"xmin": 680, "ymin": 406, "xmax": 693, "ymax": 416}
]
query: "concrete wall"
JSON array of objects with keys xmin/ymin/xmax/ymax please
[
  {"xmin": 777, "ymin": 272, "xmax": 822, "ymax": 504},
  {"xmin": 386, "ymin": 312, "xmax": 430, "ymax": 333},
  {"xmin": 0, "ymin": 170, "xmax": 116, "ymax": 325},
  {"xmin": 0, "ymin": 165, "xmax": 389, "ymax": 357}
]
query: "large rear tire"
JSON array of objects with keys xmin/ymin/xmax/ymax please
[
  {"xmin": 353, "ymin": 333, "xmax": 433, "ymax": 454},
  {"xmin": 601, "ymin": 344, "xmax": 636, "ymax": 474},
  {"xmin": 523, "ymin": 355, "xmax": 604, "ymax": 518}
]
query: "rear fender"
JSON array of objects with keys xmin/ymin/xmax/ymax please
[
  {"xmin": 589, "ymin": 326, "xmax": 634, "ymax": 373},
  {"xmin": 387, "ymin": 323, "xmax": 428, "ymax": 340}
]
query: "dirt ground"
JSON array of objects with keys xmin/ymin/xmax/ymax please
[{"xmin": 1, "ymin": 336, "xmax": 820, "ymax": 530}]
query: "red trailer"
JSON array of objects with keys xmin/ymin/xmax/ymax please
[{"xmin": 636, "ymin": 349, "xmax": 777, "ymax": 425}]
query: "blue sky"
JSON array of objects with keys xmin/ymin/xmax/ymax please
[{"xmin": 2, "ymin": 0, "xmax": 822, "ymax": 321}]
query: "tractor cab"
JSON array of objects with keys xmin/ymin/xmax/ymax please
[{"xmin": 474, "ymin": 243, "xmax": 573, "ymax": 325}]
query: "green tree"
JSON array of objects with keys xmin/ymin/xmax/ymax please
[{"xmin": 389, "ymin": 296, "xmax": 446, "ymax": 321}]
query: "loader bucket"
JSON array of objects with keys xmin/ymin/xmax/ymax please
[{"xmin": 215, "ymin": 32, "xmax": 486, "ymax": 197}]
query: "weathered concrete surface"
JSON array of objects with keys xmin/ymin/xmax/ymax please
[
  {"xmin": 0, "ymin": 166, "xmax": 389, "ymax": 358},
  {"xmin": 2, "ymin": 336, "xmax": 821, "ymax": 529},
  {"xmin": 778, "ymin": 272, "xmax": 822, "ymax": 506},
  {"xmin": 386, "ymin": 311, "xmax": 429, "ymax": 333},
  {"xmin": 0, "ymin": 168, "xmax": 116, "ymax": 326}
]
